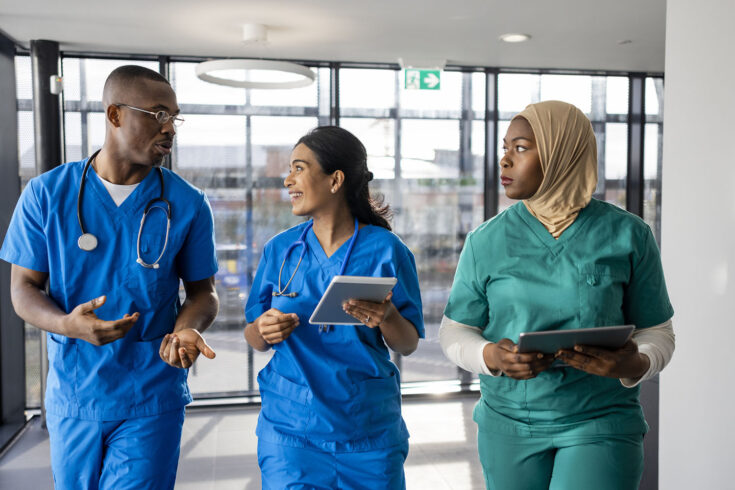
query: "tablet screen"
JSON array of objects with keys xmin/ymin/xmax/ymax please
[
  {"xmin": 309, "ymin": 275, "xmax": 397, "ymax": 325},
  {"xmin": 517, "ymin": 325, "xmax": 635, "ymax": 354}
]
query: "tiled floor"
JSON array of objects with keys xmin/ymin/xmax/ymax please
[{"xmin": 0, "ymin": 395, "xmax": 484, "ymax": 490}]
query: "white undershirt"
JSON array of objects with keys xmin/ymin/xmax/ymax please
[
  {"xmin": 98, "ymin": 176, "xmax": 139, "ymax": 207},
  {"xmin": 438, "ymin": 316, "xmax": 675, "ymax": 388}
]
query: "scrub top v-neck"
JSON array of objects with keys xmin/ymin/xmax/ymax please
[
  {"xmin": 444, "ymin": 199, "xmax": 673, "ymax": 433},
  {"xmin": 246, "ymin": 221, "xmax": 425, "ymax": 452}
]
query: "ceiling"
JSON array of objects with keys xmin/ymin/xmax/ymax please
[{"xmin": 0, "ymin": 0, "xmax": 666, "ymax": 73}]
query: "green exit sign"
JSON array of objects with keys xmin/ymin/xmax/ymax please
[{"xmin": 405, "ymin": 69, "xmax": 441, "ymax": 90}]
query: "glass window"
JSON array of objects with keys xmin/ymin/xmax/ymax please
[
  {"xmin": 168, "ymin": 61, "xmax": 320, "ymax": 396},
  {"xmin": 173, "ymin": 112, "xmax": 251, "ymax": 395},
  {"xmin": 498, "ymin": 73, "xmax": 539, "ymax": 114},
  {"xmin": 18, "ymin": 111, "xmax": 35, "ymax": 171},
  {"xmin": 646, "ymin": 78, "xmax": 664, "ymax": 116},
  {"xmin": 496, "ymin": 120, "xmax": 514, "ymax": 212},
  {"xmin": 606, "ymin": 77, "xmax": 629, "ymax": 114},
  {"xmin": 470, "ymin": 120, "xmax": 487, "ymax": 228},
  {"xmin": 644, "ymin": 77, "xmax": 664, "ymax": 243},
  {"xmin": 81, "ymin": 59, "xmax": 158, "ymax": 101},
  {"xmin": 602, "ymin": 123, "xmax": 628, "ymax": 207},
  {"xmin": 396, "ymin": 119, "xmax": 480, "ymax": 382},
  {"xmin": 174, "ymin": 115, "xmax": 247, "ymax": 171},
  {"xmin": 87, "ymin": 112, "xmax": 107, "ymax": 154},
  {"xmin": 401, "ymin": 71, "xmax": 462, "ymax": 114},
  {"xmin": 249, "ymin": 68, "xmax": 323, "ymax": 108},
  {"xmin": 61, "ymin": 58, "xmax": 81, "ymax": 101},
  {"xmin": 340, "ymin": 118, "xmax": 396, "ymax": 180},
  {"xmin": 15, "ymin": 56, "xmax": 41, "ymax": 409},
  {"xmin": 16, "ymin": 57, "xmax": 35, "ymax": 182},
  {"xmin": 540, "ymin": 74, "xmax": 592, "ymax": 114},
  {"xmin": 37, "ymin": 55, "xmax": 664, "ymax": 400},
  {"xmin": 339, "ymin": 68, "xmax": 396, "ymax": 110},
  {"xmin": 400, "ymin": 119, "xmax": 459, "ymax": 177},
  {"xmin": 15, "ymin": 56, "xmax": 33, "ymax": 100},
  {"xmin": 472, "ymin": 72, "xmax": 487, "ymax": 116},
  {"xmin": 61, "ymin": 58, "xmax": 162, "ymax": 161},
  {"xmin": 172, "ymin": 61, "xmax": 246, "ymax": 106},
  {"xmin": 64, "ymin": 112, "xmax": 83, "ymax": 163}
]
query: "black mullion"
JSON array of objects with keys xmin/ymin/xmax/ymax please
[
  {"xmin": 244, "ymin": 113, "xmax": 255, "ymax": 394},
  {"xmin": 158, "ymin": 56, "xmax": 172, "ymax": 169},
  {"xmin": 79, "ymin": 58, "xmax": 89, "ymax": 159},
  {"xmin": 590, "ymin": 77, "xmax": 607, "ymax": 199},
  {"xmin": 391, "ymin": 68, "xmax": 403, "ymax": 372},
  {"xmin": 484, "ymin": 69, "xmax": 499, "ymax": 221},
  {"xmin": 626, "ymin": 74, "xmax": 645, "ymax": 217},
  {"xmin": 330, "ymin": 62, "xmax": 340, "ymax": 126},
  {"xmin": 0, "ymin": 30, "xmax": 26, "ymax": 450}
]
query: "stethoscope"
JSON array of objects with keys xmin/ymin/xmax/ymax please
[
  {"xmin": 273, "ymin": 217, "xmax": 359, "ymax": 298},
  {"xmin": 77, "ymin": 150, "xmax": 172, "ymax": 269},
  {"xmin": 273, "ymin": 217, "xmax": 359, "ymax": 332}
]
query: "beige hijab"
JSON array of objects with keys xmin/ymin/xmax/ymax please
[{"xmin": 513, "ymin": 100, "xmax": 598, "ymax": 238}]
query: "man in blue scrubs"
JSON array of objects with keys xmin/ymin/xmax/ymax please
[{"xmin": 1, "ymin": 65, "xmax": 219, "ymax": 489}]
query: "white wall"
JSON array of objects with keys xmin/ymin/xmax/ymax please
[{"xmin": 660, "ymin": 1, "xmax": 735, "ymax": 488}]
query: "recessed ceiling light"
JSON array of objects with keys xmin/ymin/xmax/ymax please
[{"xmin": 499, "ymin": 33, "xmax": 531, "ymax": 43}]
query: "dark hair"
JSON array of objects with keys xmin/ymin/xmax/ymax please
[
  {"xmin": 296, "ymin": 126, "xmax": 392, "ymax": 230},
  {"xmin": 103, "ymin": 65, "xmax": 170, "ymax": 93}
]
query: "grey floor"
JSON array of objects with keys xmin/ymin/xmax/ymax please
[{"xmin": 0, "ymin": 395, "xmax": 484, "ymax": 490}]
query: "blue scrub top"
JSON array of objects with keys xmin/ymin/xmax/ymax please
[
  {"xmin": 444, "ymin": 199, "xmax": 674, "ymax": 433},
  {"xmin": 0, "ymin": 158, "xmax": 218, "ymax": 420},
  {"xmin": 246, "ymin": 222, "xmax": 424, "ymax": 452}
]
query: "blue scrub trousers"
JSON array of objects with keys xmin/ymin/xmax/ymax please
[
  {"xmin": 46, "ymin": 408, "xmax": 185, "ymax": 490},
  {"xmin": 477, "ymin": 429, "xmax": 644, "ymax": 490},
  {"xmin": 258, "ymin": 439, "xmax": 409, "ymax": 490}
]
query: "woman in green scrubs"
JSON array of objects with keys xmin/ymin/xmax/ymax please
[{"xmin": 440, "ymin": 100, "xmax": 674, "ymax": 490}]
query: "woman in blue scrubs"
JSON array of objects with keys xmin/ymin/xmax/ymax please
[
  {"xmin": 440, "ymin": 101, "xmax": 675, "ymax": 490},
  {"xmin": 244, "ymin": 126, "xmax": 424, "ymax": 489}
]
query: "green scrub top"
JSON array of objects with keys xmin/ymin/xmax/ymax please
[{"xmin": 444, "ymin": 199, "xmax": 673, "ymax": 435}]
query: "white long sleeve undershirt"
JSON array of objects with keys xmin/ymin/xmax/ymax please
[{"xmin": 438, "ymin": 316, "xmax": 675, "ymax": 387}]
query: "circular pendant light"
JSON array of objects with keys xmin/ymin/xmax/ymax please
[{"xmin": 195, "ymin": 59, "xmax": 315, "ymax": 89}]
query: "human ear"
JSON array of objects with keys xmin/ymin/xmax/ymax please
[
  {"xmin": 106, "ymin": 105, "xmax": 121, "ymax": 128},
  {"xmin": 330, "ymin": 170, "xmax": 345, "ymax": 193}
]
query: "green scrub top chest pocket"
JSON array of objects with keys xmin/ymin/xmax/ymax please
[{"xmin": 578, "ymin": 262, "xmax": 629, "ymax": 328}]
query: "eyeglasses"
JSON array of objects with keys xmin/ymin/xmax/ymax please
[{"xmin": 116, "ymin": 104, "xmax": 185, "ymax": 127}]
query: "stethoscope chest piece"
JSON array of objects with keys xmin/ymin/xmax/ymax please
[{"xmin": 78, "ymin": 233, "xmax": 98, "ymax": 251}]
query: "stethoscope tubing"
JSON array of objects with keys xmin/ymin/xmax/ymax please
[
  {"xmin": 273, "ymin": 217, "xmax": 359, "ymax": 298},
  {"xmin": 77, "ymin": 150, "xmax": 171, "ymax": 269},
  {"xmin": 272, "ymin": 217, "xmax": 360, "ymax": 333},
  {"xmin": 273, "ymin": 222, "xmax": 313, "ymax": 298}
]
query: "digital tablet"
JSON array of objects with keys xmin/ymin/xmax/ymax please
[
  {"xmin": 309, "ymin": 276, "xmax": 397, "ymax": 325},
  {"xmin": 517, "ymin": 325, "xmax": 635, "ymax": 354}
]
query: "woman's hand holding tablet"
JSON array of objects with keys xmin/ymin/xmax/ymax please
[
  {"xmin": 309, "ymin": 276, "xmax": 397, "ymax": 325},
  {"xmin": 515, "ymin": 325, "xmax": 651, "ymax": 379},
  {"xmin": 483, "ymin": 339, "xmax": 556, "ymax": 380},
  {"xmin": 517, "ymin": 325, "xmax": 635, "ymax": 354}
]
